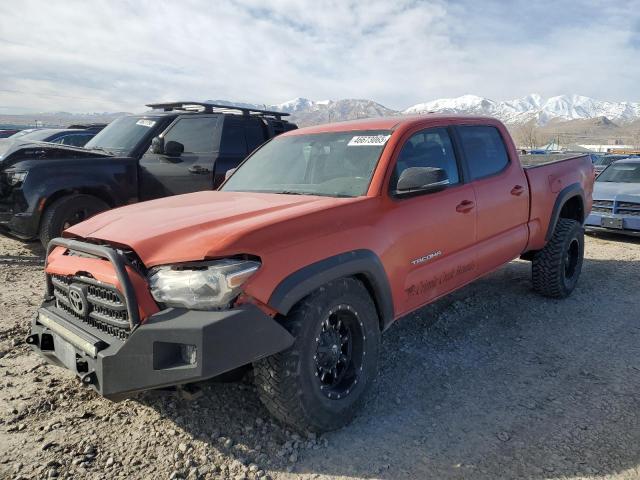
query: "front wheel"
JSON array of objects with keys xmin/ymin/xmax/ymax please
[
  {"xmin": 39, "ymin": 194, "xmax": 109, "ymax": 247},
  {"xmin": 532, "ymin": 218, "xmax": 584, "ymax": 298},
  {"xmin": 253, "ymin": 277, "xmax": 380, "ymax": 432}
]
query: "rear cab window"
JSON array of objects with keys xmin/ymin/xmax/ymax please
[{"xmin": 457, "ymin": 126, "xmax": 510, "ymax": 180}]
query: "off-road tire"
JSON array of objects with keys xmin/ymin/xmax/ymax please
[
  {"xmin": 253, "ymin": 277, "xmax": 380, "ymax": 433},
  {"xmin": 39, "ymin": 194, "xmax": 109, "ymax": 247},
  {"xmin": 532, "ymin": 218, "xmax": 584, "ymax": 298}
]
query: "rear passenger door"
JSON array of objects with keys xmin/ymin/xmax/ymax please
[
  {"xmin": 455, "ymin": 125, "xmax": 529, "ymax": 273},
  {"xmin": 213, "ymin": 117, "xmax": 268, "ymax": 187},
  {"xmin": 138, "ymin": 115, "xmax": 220, "ymax": 199}
]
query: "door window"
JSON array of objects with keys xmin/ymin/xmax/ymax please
[
  {"xmin": 392, "ymin": 128, "xmax": 460, "ymax": 188},
  {"xmin": 458, "ymin": 126, "xmax": 509, "ymax": 180},
  {"xmin": 245, "ymin": 119, "xmax": 267, "ymax": 152},
  {"xmin": 163, "ymin": 117, "xmax": 219, "ymax": 153},
  {"xmin": 220, "ymin": 117, "xmax": 248, "ymax": 155},
  {"xmin": 59, "ymin": 134, "xmax": 93, "ymax": 146}
]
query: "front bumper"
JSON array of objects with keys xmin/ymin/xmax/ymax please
[
  {"xmin": 28, "ymin": 302, "xmax": 294, "ymax": 400},
  {"xmin": 585, "ymin": 212, "xmax": 640, "ymax": 236},
  {"xmin": 0, "ymin": 208, "xmax": 39, "ymax": 239},
  {"xmin": 0, "ymin": 187, "xmax": 40, "ymax": 239}
]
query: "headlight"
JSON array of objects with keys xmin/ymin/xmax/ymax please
[
  {"xmin": 5, "ymin": 170, "xmax": 28, "ymax": 186},
  {"xmin": 148, "ymin": 259, "xmax": 260, "ymax": 310}
]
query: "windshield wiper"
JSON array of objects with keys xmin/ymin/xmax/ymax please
[
  {"xmin": 88, "ymin": 146, "xmax": 111, "ymax": 154},
  {"xmin": 274, "ymin": 190, "xmax": 310, "ymax": 195},
  {"xmin": 275, "ymin": 190, "xmax": 354, "ymax": 198}
]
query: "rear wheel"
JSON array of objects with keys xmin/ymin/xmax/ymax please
[
  {"xmin": 532, "ymin": 218, "xmax": 584, "ymax": 298},
  {"xmin": 39, "ymin": 194, "xmax": 109, "ymax": 247},
  {"xmin": 253, "ymin": 277, "xmax": 380, "ymax": 432}
]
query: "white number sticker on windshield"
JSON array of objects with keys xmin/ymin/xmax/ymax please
[
  {"xmin": 347, "ymin": 135, "xmax": 391, "ymax": 146},
  {"xmin": 136, "ymin": 119, "xmax": 156, "ymax": 128}
]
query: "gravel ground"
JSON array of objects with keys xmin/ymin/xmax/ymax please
[{"xmin": 1, "ymin": 231, "xmax": 640, "ymax": 480}]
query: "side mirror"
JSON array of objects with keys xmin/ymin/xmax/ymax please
[
  {"xmin": 164, "ymin": 140, "xmax": 184, "ymax": 157},
  {"xmin": 151, "ymin": 136, "xmax": 164, "ymax": 154},
  {"xmin": 225, "ymin": 168, "xmax": 237, "ymax": 180},
  {"xmin": 395, "ymin": 167, "xmax": 450, "ymax": 196}
]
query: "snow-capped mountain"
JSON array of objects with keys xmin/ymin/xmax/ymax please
[
  {"xmin": 209, "ymin": 94, "xmax": 640, "ymax": 126},
  {"xmin": 404, "ymin": 94, "xmax": 640, "ymax": 125},
  {"xmin": 208, "ymin": 98, "xmax": 397, "ymax": 126}
]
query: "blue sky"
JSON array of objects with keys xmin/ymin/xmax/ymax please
[{"xmin": 0, "ymin": 0, "xmax": 638, "ymax": 113}]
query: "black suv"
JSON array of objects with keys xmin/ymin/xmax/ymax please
[{"xmin": 0, "ymin": 102, "xmax": 296, "ymax": 246}]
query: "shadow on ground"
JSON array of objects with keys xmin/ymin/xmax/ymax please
[
  {"xmin": 0, "ymin": 237, "xmax": 45, "ymax": 265},
  {"xmin": 138, "ymin": 254, "xmax": 640, "ymax": 479}
]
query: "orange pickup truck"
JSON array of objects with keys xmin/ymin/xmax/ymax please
[{"xmin": 27, "ymin": 115, "xmax": 594, "ymax": 432}]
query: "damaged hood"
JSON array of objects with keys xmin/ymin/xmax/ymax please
[
  {"xmin": 65, "ymin": 190, "xmax": 363, "ymax": 266},
  {"xmin": 0, "ymin": 138, "xmax": 110, "ymax": 166}
]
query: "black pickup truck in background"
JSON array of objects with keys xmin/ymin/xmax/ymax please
[{"xmin": 0, "ymin": 102, "xmax": 297, "ymax": 246}]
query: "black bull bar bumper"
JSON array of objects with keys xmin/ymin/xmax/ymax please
[
  {"xmin": 28, "ymin": 237, "xmax": 294, "ymax": 400},
  {"xmin": 29, "ymin": 303, "xmax": 294, "ymax": 400}
]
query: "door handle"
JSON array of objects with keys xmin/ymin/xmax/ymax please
[
  {"xmin": 188, "ymin": 165, "xmax": 210, "ymax": 174},
  {"xmin": 511, "ymin": 185, "xmax": 525, "ymax": 196},
  {"xmin": 456, "ymin": 200, "xmax": 475, "ymax": 213}
]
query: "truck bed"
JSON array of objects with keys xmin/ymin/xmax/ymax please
[
  {"xmin": 522, "ymin": 153, "xmax": 594, "ymax": 251},
  {"xmin": 520, "ymin": 153, "xmax": 588, "ymax": 167}
]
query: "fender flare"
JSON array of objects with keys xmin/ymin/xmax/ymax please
[
  {"xmin": 545, "ymin": 182, "xmax": 585, "ymax": 241},
  {"xmin": 268, "ymin": 249, "xmax": 395, "ymax": 330}
]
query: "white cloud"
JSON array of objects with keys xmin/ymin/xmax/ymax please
[{"xmin": 0, "ymin": 0, "xmax": 638, "ymax": 113}]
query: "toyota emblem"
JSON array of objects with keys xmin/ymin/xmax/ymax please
[{"xmin": 68, "ymin": 284, "xmax": 88, "ymax": 317}]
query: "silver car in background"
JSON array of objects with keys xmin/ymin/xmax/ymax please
[
  {"xmin": 593, "ymin": 154, "xmax": 637, "ymax": 176},
  {"xmin": 585, "ymin": 158, "xmax": 640, "ymax": 236}
]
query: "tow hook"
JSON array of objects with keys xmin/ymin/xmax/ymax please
[
  {"xmin": 25, "ymin": 334, "xmax": 39, "ymax": 346},
  {"xmin": 80, "ymin": 372, "xmax": 97, "ymax": 385}
]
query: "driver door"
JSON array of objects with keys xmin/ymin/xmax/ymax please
[
  {"xmin": 138, "ymin": 116, "xmax": 220, "ymax": 200},
  {"xmin": 382, "ymin": 127, "xmax": 478, "ymax": 316}
]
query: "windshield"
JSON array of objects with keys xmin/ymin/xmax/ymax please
[
  {"xmin": 597, "ymin": 163, "xmax": 640, "ymax": 183},
  {"xmin": 596, "ymin": 155, "xmax": 631, "ymax": 166},
  {"xmin": 84, "ymin": 116, "xmax": 160, "ymax": 155},
  {"xmin": 222, "ymin": 130, "xmax": 392, "ymax": 197}
]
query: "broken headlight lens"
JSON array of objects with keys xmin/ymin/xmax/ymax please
[
  {"xmin": 148, "ymin": 259, "xmax": 260, "ymax": 310},
  {"xmin": 5, "ymin": 170, "xmax": 28, "ymax": 187}
]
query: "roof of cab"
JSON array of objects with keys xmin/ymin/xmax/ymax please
[{"xmin": 283, "ymin": 114, "xmax": 502, "ymax": 136}]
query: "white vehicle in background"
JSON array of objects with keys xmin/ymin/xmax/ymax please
[
  {"xmin": 585, "ymin": 159, "xmax": 640, "ymax": 236},
  {"xmin": 593, "ymin": 154, "xmax": 638, "ymax": 176}
]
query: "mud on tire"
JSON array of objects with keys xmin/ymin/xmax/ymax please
[
  {"xmin": 253, "ymin": 277, "xmax": 380, "ymax": 433},
  {"xmin": 532, "ymin": 218, "xmax": 584, "ymax": 298}
]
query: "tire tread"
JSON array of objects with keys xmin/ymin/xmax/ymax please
[{"xmin": 532, "ymin": 218, "xmax": 582, "ymax": 298}]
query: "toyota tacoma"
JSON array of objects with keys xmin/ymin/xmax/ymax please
[{"xmin": 27, "ymin": 114, "xmax": 594, "ymax": 432}]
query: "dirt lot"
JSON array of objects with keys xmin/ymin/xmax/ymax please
[{"xmin": 1, "ymin": 232, "xmax": 640, "ymax": 480}]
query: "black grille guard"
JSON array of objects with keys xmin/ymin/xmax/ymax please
[{"xmin": 46, "ymin": 238, "xmax": 140, "ymax": 329}]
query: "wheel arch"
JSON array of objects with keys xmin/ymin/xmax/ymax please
[
  {"xmin": 35, "ymin": 189, "xmax": 116, "ymax": 236},
  {"xmin": 39, "ymin": 188, "xmax": 115, "ymax": 220},
  {"xmin": 268, "ymin": 250, "xmax": 394, "ymax": 331},
  {"xmin": 545, "ymin": 183, "xmax": 585, "ymax": 242}
]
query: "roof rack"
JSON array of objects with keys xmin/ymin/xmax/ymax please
[{"xmin": 145, "ymin": 101, "xmax": 289, "ymax": 119}]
